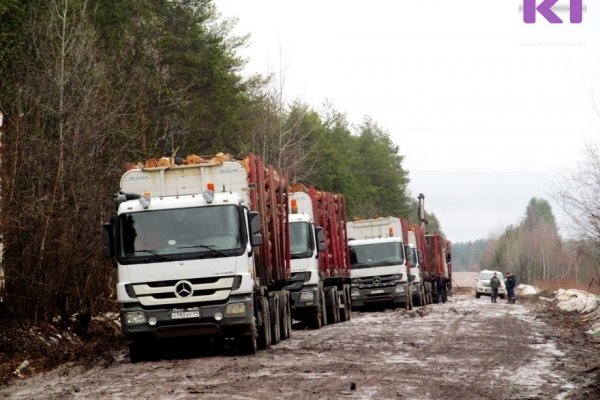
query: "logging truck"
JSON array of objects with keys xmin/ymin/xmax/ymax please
[
  {"xmin": 286, "ymin": 184, "xmax": 352, "ymax": 329},
  {"xmin": 102, "ymin": 153, "xmax": 292, "ymax": 361}
]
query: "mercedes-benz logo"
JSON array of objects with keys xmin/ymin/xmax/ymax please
[
  {"xmin": 174, "ymin": 280, "xmax": 193, "ymax": 298},
  {"xmin": 372, "ymin": 276, "xmax": 381, "ymax": 284}
]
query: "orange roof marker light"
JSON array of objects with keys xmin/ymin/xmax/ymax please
[
  {"xmin": 204, "ymin": 182, "xmax": 215, "ymax": 203},
  {"xmin": 388, "ymin": 227, "xmax": 394, "ymax": 238},
  {"xmin": 291, "ymin": 198, "xmax": 298, "ymax": 214},
  {"xmin": 139, "ymin": 191, "xmax": 151, "ymax": 209}
]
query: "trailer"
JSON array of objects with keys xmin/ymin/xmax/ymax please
[
  {"xmin": 416, "ymin": 193, "xmax": 451, "ymax": 304},
  {"xmin": 102, "ymin": 153, "xmax": 292, "ymax": 361}
]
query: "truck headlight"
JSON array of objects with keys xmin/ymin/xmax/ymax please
[
  {"xmin": 351, "ymin": 287, "xmax": 360, "ymax": 298},
  {"xmin": 300, "ymin": 291, "xmax": 315, "ymax": 302},
  {"xmin": 125, "ymin": 311, "xmax": 147, "ymax": 325},
  {"xmin": 225, "ymin": 303, "xmax": 246, "ymax": 316},
  {"xmin": 395, "ymin": 284, "xmax": 405, "ymax": 294}
]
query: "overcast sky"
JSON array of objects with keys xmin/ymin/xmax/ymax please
[{"xmin": 215, "ymin": 0, "xmax": 600, "ymax": 242}]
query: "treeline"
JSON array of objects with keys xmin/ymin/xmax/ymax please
[
  {"xmin": 0, "ymin": 1, "xmax": 418, "ymax": 321},
  {"xmin": 453, "ymin": 197, "xmax": 598, "ymax": 289}
]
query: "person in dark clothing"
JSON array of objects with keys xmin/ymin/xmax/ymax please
[
  {"xmin": 505, "ymin": 272, "xmax": 517, "ymax": 304},
  {"xmin": 489, "ymin": 272, "xmax": 501, "ymax": 303},
  {"xmin": 435, "ymin": 272, "xmax": 447, "ymax": 304}
]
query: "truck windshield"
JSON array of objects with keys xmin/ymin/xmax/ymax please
[
  {"xmin": 117, "ymin": 205, "xmax": 243, "ymax": 262},
  {"xmin": 289, "ymin": 222, "xmax": 314, "ymax": 259},
  {"xmin": 349, "ymin": 242, "xmax": 404, "ymax": 269}
]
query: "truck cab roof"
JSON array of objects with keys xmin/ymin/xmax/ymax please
[{"xmin": 348, "ymin": 237, "xmax": 403, "ymax": 246}]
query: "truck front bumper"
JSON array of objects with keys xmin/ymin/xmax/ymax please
[
  {"xmin": 289, "ymin": 285, "xmax": 320, "ymax": 318},
  {"xmin": 351, "ymin": 283, "xmax": 408, "ymax": 307},
  {"xmin": 120, "ymin": 294, "xmax": 254, "ymax": 342}
]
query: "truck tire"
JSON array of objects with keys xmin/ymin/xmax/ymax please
[
  {"xmin": 258, "ymin": 296, "xmax": 271, "ymax": 350},
  {"xmin": 413, "ymin": 288, "xmax": 422, "ymax": 307},
  {"xmin": 326, "ymin": 287, "xmax": 340, "ymax": 324},
  {"xmin": 128, "ymin": 341, "xmax": 147, "ymax": 363},
  {"xmin": 320, "ymin": 287, "xmax": 328, "ymax": 327},
  {"xmin": 308, "ymin": 310, "xmax": 322, "ymax": 329},
  {"xmin": 345, "ymin": 286, "xmax": 352, "ymax": 321},
  {"xmin": 339, "ymin": 287, "xmax": 348, "ymax": 322},
  {"xmin": 309, "ymin": 288, "xmax": 325, "ymax": 329},
  {"xmin": 339, "ymin": 287, "xmax": 351, "ymax": 322},
  {"xmin": 279, "ymin": 291, "xmax": 291, "ymax": 340},
  {"xmin": 269, "ymin": 294, "xmax": 281, "ymax": 345},
  {"xmin": 239, "ymin": 321, "xmax": 258, "ymax": 355}
]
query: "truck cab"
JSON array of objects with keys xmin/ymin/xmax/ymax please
[
  {"xmin": 348, "ymin": 237, "xmax": 411, "ymax": 310},
  {"xmin": 347, "ymin": 218, "xmax": 412, "ymax": 309},
  {"xmin": 286, "ymin": 186, "xmax": 352, "ymax": 328},
  {"xmin": 103, "ymin": 156, "xmax": 290, "ymax": 360},
  {"xmin": 286, "ymin": 205, "xmax": 325, "ymax": 327}
]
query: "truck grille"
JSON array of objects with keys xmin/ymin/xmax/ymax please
[
  {"xmin": 354, "ymin": 274, "xmax": 399, "ymax": 288},
  {"xmin": 133, "ymin": 276, "xmax": 234, "ymax": 307}
]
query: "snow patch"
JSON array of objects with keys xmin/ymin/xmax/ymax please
[
  {"xmin": 554, "ymin": 289, "xmax": 598, "ymax": 313},
  {"xmin": 517, "ymin": 284, "xmax": 540, "ymax": 295}
]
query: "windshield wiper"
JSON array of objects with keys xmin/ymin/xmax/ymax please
[
  {"xmin": 135, "ymin": 249, "xmax": 172, "ymax": 261},
  {"xmin": 177, "ymin": 244, "xmax": 230, "ymax": 257}
]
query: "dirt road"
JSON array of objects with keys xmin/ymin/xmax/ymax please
[{"xmin": 2, "ymin": 279, "xmax": 599, "ymax": 399}]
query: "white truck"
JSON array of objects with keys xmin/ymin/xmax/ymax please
[
  {"xmin": 347, "ymin": 217, "xmax": 413, "ymax": 310},
  {"xmin": 286, "ymin": 184, "xmax": 352, "ymax": 329},
  {"xmin": 102, "ymin": 154, "xmax": 292, "ymax": 361}
]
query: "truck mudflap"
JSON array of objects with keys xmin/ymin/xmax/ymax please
[{"xmin": 120, "ymin": 294, "xmax": 254, "ymax": 340}]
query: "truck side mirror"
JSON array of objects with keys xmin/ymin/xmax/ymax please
[
  {"xmin": 417, "ymin": 250, "xmax": 424, "ymax": 265},
  {"xmin": 315, "ymin": 226, "xmax": 325, "ymax": 252},
  {"xmin": 102, "ymin": 223, "xmax": 115, "ymax": 259},
  {"xmin": 404, "ymin": 245, "xmax": 412, "ymax": 268},
  {"xmin": 248, "ymin": 211, "xmax": 263, "ymax": 246}
]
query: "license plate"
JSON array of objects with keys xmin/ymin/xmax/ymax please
[
  {"xmin": 171, "ymin": 311, "xmax": 200, "ymax": 320},
  {"xmin": 371, "ymin": 289, "xmax": 384, "ymax": 294}
]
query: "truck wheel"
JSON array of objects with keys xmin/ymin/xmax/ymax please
[
  {"xmin": 269, "ymin": 294, "xmax": 281, "ymax": 345},
  {"xmin": 339, "ymin": 287, "xmax": 350, "ymax": 322},
  {"xmin": 128, "ymin": 341, "xmax": 147, "ymax": 363},
  {"xmin": 279, "ymin": 291, "xmax": 291, "ymax": 340},
  {"xmin": 258, "ymin": 296, "xmax": 271, "ymax": 350},
  {"xmin": 326, "ymin": 287, "xmax": 340, "ymax": 324},
  {"xmin": 320, "ymin": 288, "xmax": 328, "ymax": 327},
  {"xmin": 339, "ymin": 288, "xmax": 348, "ymax": 322},
  {"xmin": 239, "ymin": 322, "xmax": 258, "ymax": 355},
  {"xmin": 476, "ymin": 292, "xmax": 481, "ymax": 299},
  {"xmin": 413, "ymin": 289, "xmax": 422, "ymax": 307},
  {"xmin": 345, "ymin": 286, "xmax": 352, "ymax": 321},
  {"xmin": 308, "ymin": 310, "xmax": 322, "ymax": 329}
]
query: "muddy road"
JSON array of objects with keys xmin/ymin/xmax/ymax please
[{"xmin": 2, "ymin": 286, "xmax": 600, "ymax": 399}]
